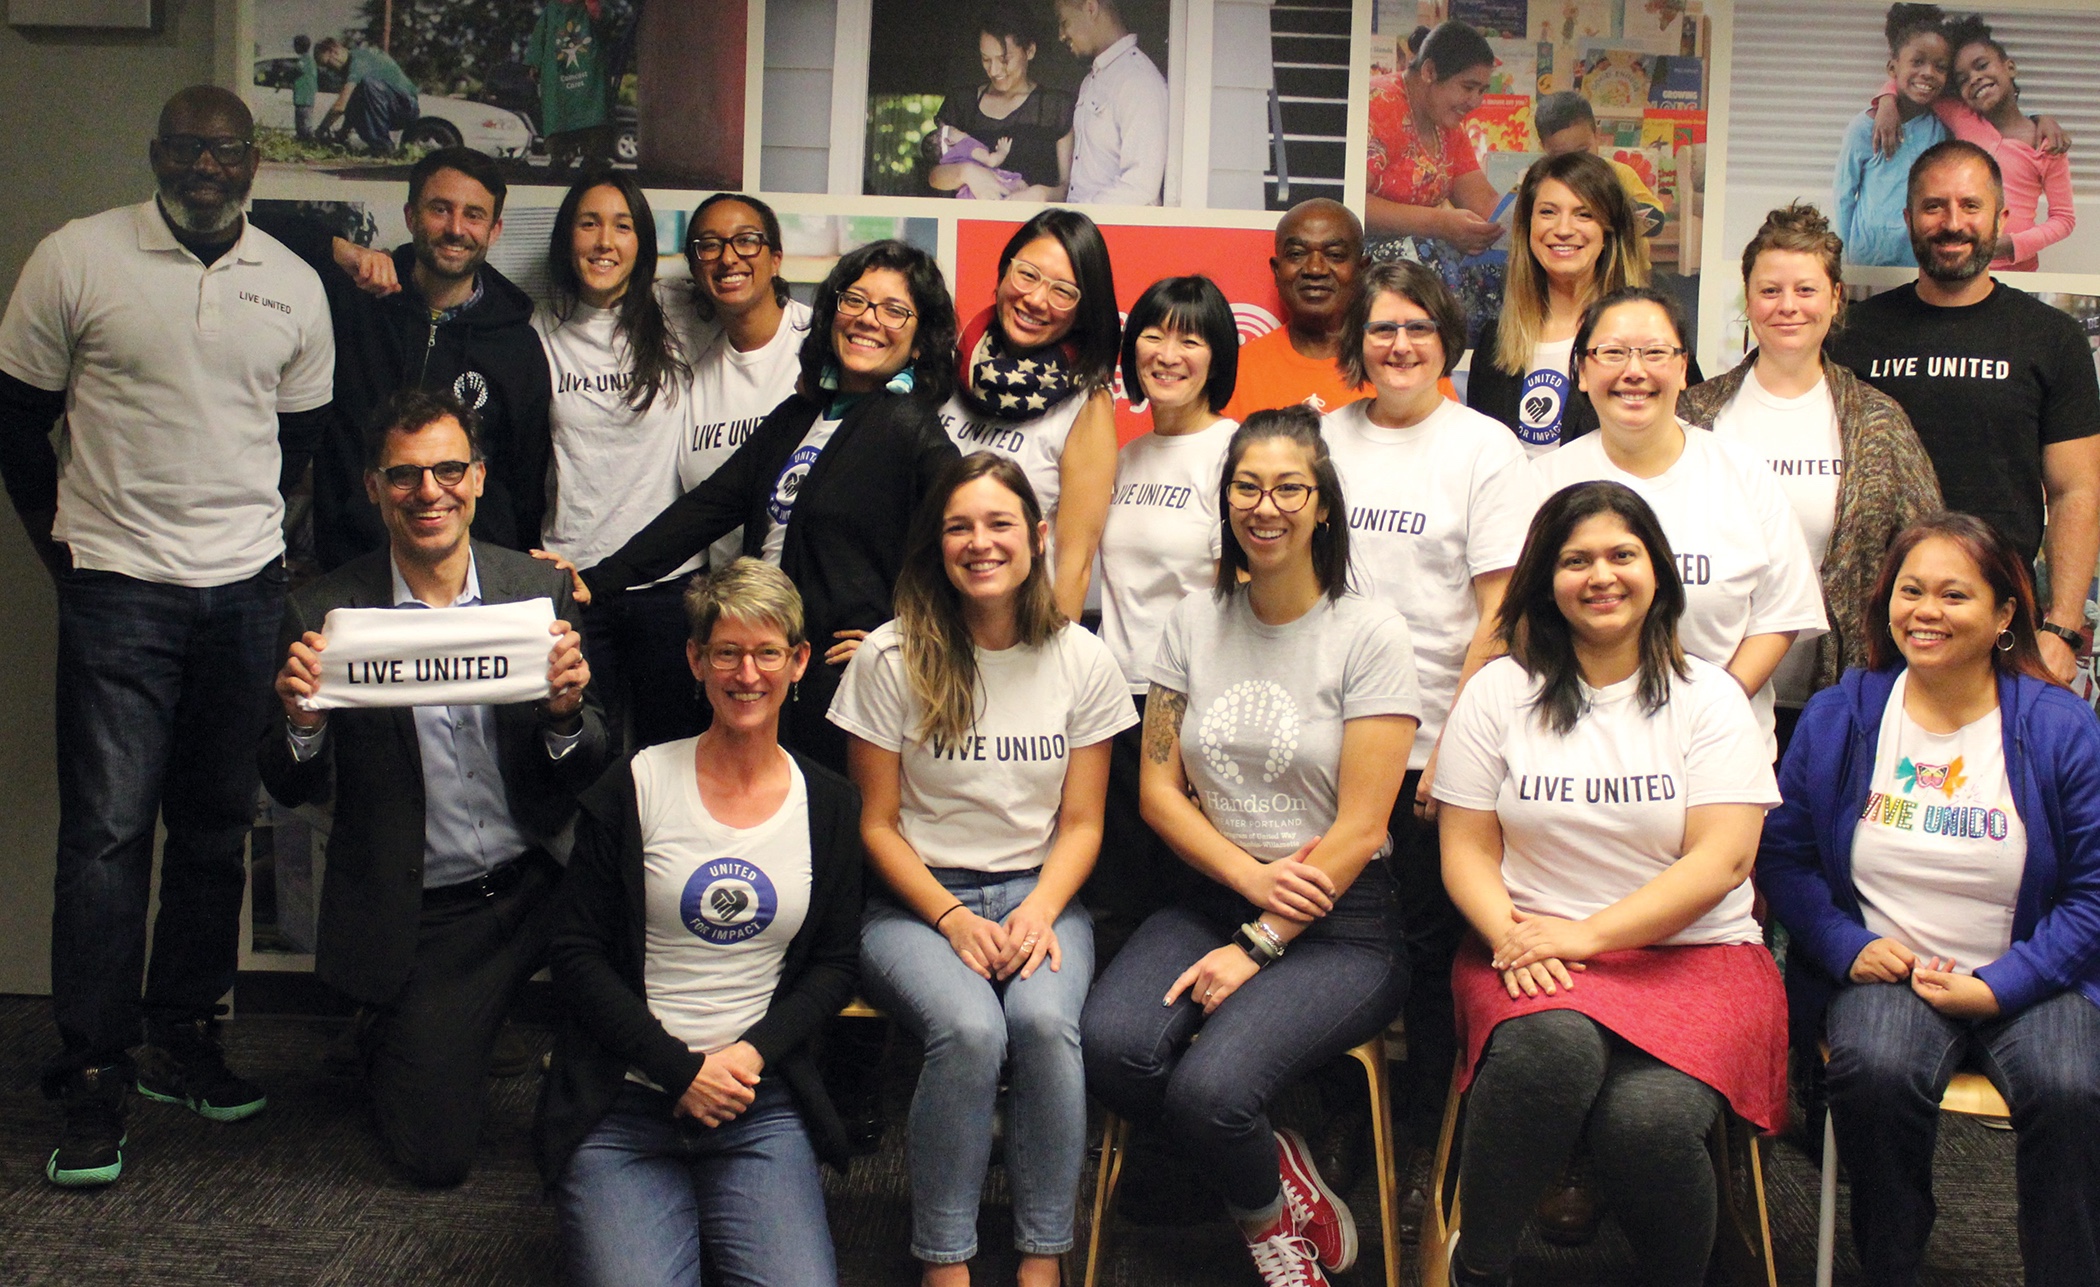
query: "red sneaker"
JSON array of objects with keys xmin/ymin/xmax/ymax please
[
  {"xmin": 1242, "ymin": 1225, "xmax": 1331, "ymax": 1287},
  {"xmin": 1276, "ymin": 1127, "xmax": 1358, "ymax": 1271}
]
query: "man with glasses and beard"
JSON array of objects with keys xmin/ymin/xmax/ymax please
[
  {"xmin": 261, "ymin": 388, "xmax": 605, "ymax": 1186},
  {"xmin": 1834, "ymin": 139, "xmax": 2100, "ymax": 684},
  {"xmin": 251, "ymin": 147, "xmax": 552, "ymax": 571},
  {"xmin": 0, "ymin": 86, "xmax": 334, "ymax": 1187}
]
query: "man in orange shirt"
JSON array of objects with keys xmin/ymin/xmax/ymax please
[{"xmin": 1226, "ymin": 199, "xmax": 1456, "ymax": 422}]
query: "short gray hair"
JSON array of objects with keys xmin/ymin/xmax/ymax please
[{"xmin": 683, "ymin": 558, "xmax": 807, "ymax": 648}]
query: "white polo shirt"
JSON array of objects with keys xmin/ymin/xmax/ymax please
[
  {"xmin": 1067, "ymin": 33, "xmax": 1169, "ymax": 205},
  {"xmin": 0, "ymin": 200, "xmax": 334, "ymax": 586}
]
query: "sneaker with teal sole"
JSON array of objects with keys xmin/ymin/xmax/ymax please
[
  {"xmin": 137, "ymin": 1014, "xmax": 268, "ymax": 1122},
  {"xmin": 47, "ymin": 1063, "xmax": 127, "ymax": 1188}
]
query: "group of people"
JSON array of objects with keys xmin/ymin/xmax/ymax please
[{"xmin": 4, "ymin": 79, "xmax": 2099, "ymax": 1287}]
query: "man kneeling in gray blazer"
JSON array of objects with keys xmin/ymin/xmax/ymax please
[{"xmin": 260, "ymin": 387, "xmax": 610, "ymax": 1185}]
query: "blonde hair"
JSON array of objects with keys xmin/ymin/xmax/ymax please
[
  {"xmin": 894, "ymin": 454, "xmax": 1065, "ymax": 749},
  {"xmin": 1494, "ymin": 151, "xmax": 1651, "ymax": 376},
  {"xmin": 684, "ymin": 557, "xmax": 807, "ymax": 648}
]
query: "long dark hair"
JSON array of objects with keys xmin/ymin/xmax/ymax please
[
  {"xmin": 798, "ymin": 239, "xmax": 959, "ymax": 404},
  {"xmin": 994, "ymin": 209, "xmax": 1121, "ymax": 387},
  {"xmin": 1214, "ymin": 405, "xmax": 1350, "ymax": 603},
  {"xmin": 1498, "ymin": 481, "xmax": 1690, "ymax": 734},
  {"xmin": 1864, "ymin": 512, "xmax": 2058, "ymax": 684},
  {"xmin": 894, "ymin": 452, "xmax": 1066, "ymax": 747},
  {"xmin": 547, "ymin": 167, "xmax": 689, "ymax": 414}
]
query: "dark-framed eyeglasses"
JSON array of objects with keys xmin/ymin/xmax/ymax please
[
  {"xmin": 704, "ymin": 644, "xmax": 793, "ymax": 672},
  {"xmin": 836, "ymin": 288, "xmax": 917, "ymax": 330},
  {"xmin": 690, "ymin": 231, "xmax": 771, "ymax": 262},
  {"xmin": 377, "ymin": 460, "xmax": 474, "ymax": 491},
  {"xmin": 1363, "ymin": 319, "xmax": 1442, "ymax": 343},
  {"xmin": 157, "ymin": 134, "xmax": 253, "ymax": 167},
  {"xmin": 1581, "ymin": 344, "xmax": 1686, "ymax": 369},
  {"xmin": 1226, "ymin": 480, "xmax": 1318, "ymax": 512}
]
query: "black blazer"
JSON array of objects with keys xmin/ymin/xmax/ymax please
[
  {"xmin": 1466, "ymin": 316, "xmax": 1703, "ymax": 448},
  {"xmin": 257, "ymin": 542, "xmax": 611, "ymax": 1005},
  {"xmin": 581, "ymin": 388, "xmax": 959, "ymax": 768},
  {"xmin": 533, "ymin": 750, "xmax": 865, "ymax": 1184}
]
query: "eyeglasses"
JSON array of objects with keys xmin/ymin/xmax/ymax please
[
  {"xmin": 377, "ymin": 461, "xmax": 474, "ymax": 490},
  {"xmin": 704, "ymin": 644, "xmax": 793, "ymax": 672},
  {"xmin": 1005, "ymin": 259, "xmax": 1083, "ymax": 311},
  {"xmin": 1581, "ymin": 344, "xmax": 1687, "ymax": 369},
  {"xmin": 1363, "ymin": 319, "xmax": 1442, "ymax": 343},
  {"xmin": 690, "ymin": 232, "xmax": 770, "ymax": 262},
  {"xmin": 836, "ymin": 288, "xmax": 917, "ymax": 330},
  {"xmin": 1226, "ymin": 481, "xmax": 1318, "ymax": 512},
  {"xmin": 157, "ymin": 135, "xmax": 253, "ymax": 167}
]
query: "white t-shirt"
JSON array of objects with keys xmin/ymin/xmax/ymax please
[
  {"xmin": 684, "ymin": 297, "xmax": 813, "ymax": 573},
  {"xmin": 759, "ymin": 412, "xmax": 841, "ymax": 566},
  {"xmin": 1850, "ymin": 671, "xmax": 2026, "ymax": 972},
  {"xmin": 633, "ymin": 739, "xmax": 812, "ymax": 1063},
  {"xmin": 1513, "ymin": 337, "xmax": 1577, "ymax": 458},
  {"xmin": 1433, "ymin": 654, "xmax": 1778, "ymax": 946},
  {"xmin": 1529, "ymin": 425, "xmax": 1828, "ymax": 750},
  {"xmin": 1151, "ymin": 592, "xmax": 1420, "ymax": 862},
  {"xmin": 1711, "ymin": 368, "xmax": 1842, "ymax": 708},
  {"xmin": 1324, "ymin": 398, "xmax": 1531, "ymax": 767},
  {"xmin": 0, "ymin": 202, "xmax": 334, "ymax": 586},
  {"xmin": 533, "ymin": 301, "xmax": 697, "ymax": 580},
  {"xmin": 937, "ymin": 389, "xmax": 1089, "ymax": 533},
  {"xmin": 827, "ymin": 619, "xmax": 1138, "ymax": 873},
  {"xmin": 1097, "ymin": 419, "xmax": 1235, "ymax": 692}
]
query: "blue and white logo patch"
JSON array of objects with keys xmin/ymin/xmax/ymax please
[
  {"xmin": 1516, "ymin": 367, "xmax": 1568, "ymax": 449},
  {"xmin": 680, "ymin": 858, "xmax": 779, "ymax": 946}
]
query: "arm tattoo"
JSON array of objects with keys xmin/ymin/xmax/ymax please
[{"xmin": 1143, "ymin": 685, "xmax": 1188, "ymax": 766}]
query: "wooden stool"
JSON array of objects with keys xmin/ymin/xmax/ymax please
[
  {"xmin": 1814, "ymin": 1050, "xmax": 2010, "ymax": 1287},
  {"xmin": 1417, "ymin": 1070, "xmax": 1777, "ymax": 1287},
  {"xmin": 1083, "ymin": 1031, "xmax": 1402, "ymax": 1287}
]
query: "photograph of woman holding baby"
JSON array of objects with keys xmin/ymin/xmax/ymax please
[{"xmin": 925, "ymin": 4, "xmax": 1077, "ymax": 202}]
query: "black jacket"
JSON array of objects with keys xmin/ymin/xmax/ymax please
[
  {"xmin": 1466, "ymin": 316, "xmax": 1703, "ymax": 448},
  {"xmin": 582, "ymin": 388, "xmax": 959, "ymax": 768},
  {"xmin": 256, "ymin": 543, "xmax": 611, "ymax": 1004},
  {"xmin": 533, "ymin": 750, "xmax": 865, "ymax": 1184},
  {"xmin": 252, "ymin": 215, "xmax": 552, "ymax": 570}
]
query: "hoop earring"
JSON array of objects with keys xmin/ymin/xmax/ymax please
[{"xmin": 1997, "ymin": 628, "xmax": 2016, "ymax": 652}]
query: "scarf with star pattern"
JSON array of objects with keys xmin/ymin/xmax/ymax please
[{"xmin": 956, "ymin": 306, "xmax": 1083, "ymax": 422}]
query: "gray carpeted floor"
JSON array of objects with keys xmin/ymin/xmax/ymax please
[{"xmin": 0, "ymin": 995, "xmax": 2026, "ymax": 1285}]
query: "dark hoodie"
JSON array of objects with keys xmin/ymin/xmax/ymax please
[{"xmin": 252, "ymin": 215, "xmax": 551, "ymax": 570}]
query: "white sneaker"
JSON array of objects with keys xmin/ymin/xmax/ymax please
[{"xmin": 1244, "ymin": 1227, "xmax": 1331, "ymax": 1286}]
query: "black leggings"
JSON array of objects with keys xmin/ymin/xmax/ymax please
[{"xmin": 1455, "ymin": 1010, "xmax": 1722, "ymax": 1286}]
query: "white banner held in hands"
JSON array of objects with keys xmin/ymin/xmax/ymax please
[{"xmin": 302, "ymin": 598, "xmax": 558, "ymax": 711}]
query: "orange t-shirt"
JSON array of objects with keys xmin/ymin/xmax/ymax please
[{"xmin": 1223, "ymin": 326, "xmax": 1455, "ymax": 422}]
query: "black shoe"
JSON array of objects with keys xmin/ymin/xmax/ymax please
[
  {"xmin": 137, "ymin": 1013, "xmax": 268, "ymax": 1122},
  {"xmin": 48, "ymin": 1064, "xmax": 128, "ymax": 1187},
  {"xmin": 488, "ymin": 1021, "xmax": 533, "ymax": 1079},
  {"xmin": 1397, "ymin": 1144, "xmax": 1434, "ymax": 1244}
]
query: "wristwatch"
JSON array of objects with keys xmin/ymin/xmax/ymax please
[{"xmin": 2038, "ymin": 620, "xmax": 2088, "ymax": 652}]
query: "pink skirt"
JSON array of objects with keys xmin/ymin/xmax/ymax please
[{"xmin": 1451, "ymin": 937, "xmax": 1791, "ymax": 1133}]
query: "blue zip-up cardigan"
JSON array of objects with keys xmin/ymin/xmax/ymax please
[{"xmin": 1758, "ymin": 665, "xmax": 2100, "ymax": 1035}]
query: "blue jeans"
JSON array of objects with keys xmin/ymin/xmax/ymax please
[
  {"xmin": 859, "ymin": 868, "xmax": 1094, "ymax": 1263},
  {"xmin": 348, "ymin": 78, "xmax": 417, "ymax": 150},
  {"xmin": 557, "ymin": 1080, "xmax": 838, "ymax": 1287},
  {"xmin": 48, "ymin": 563, "xmax": 285, "ymax": 1082},
  {"xmin": 1826, "ymin": 983, "xmax": 2100, "ymax": 1287},
  {"xmin": 1080, "ymin": 867, "xmax": 1407, "ymax": 1214}
]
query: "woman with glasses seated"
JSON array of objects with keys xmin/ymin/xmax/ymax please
[
  {"xmin": 536, "ymin": 558, "xmax": 864, "ymax": 1287},
  {"xmin": 1082, "ymin": 407, "xmax": 1418, "ymax": 1287},
  {"xmin": 938, "ymin": 209, "xmax": 1121, "ymax": 618},
  {"xmin": 532, "ymin": 169, "xmax": 703, "ymax": 748},
  {"xmin": 1528, "ymin": 286, "xmax": 1827, "ymax": 756},
  {"xmin": 829, "ymin": 453, "xmax": 1136, "ymax": 1287},
  {"xmin": 1432, "ymin": 480, "xmax": 1788, "ymax": 1287},
  {"xmin": 581, "ymin": 240, "xmax": 963, "ymax": 773}
]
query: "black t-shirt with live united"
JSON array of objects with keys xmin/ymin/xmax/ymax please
[{"xmin": 1831, "ymin": 281, "xmax": 2100, "ymax": 567}]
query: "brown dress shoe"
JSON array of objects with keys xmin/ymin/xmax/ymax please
[{"xmin": 1535, "ymin": 1159, "xmax": 1600, "ymax": 1247}]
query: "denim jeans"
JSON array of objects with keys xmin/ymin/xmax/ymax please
[
  {"xmin": 579, "ymin": 579, "xmax": 707, "ymax": 752},
  {"xmin": 1826, "ymin": 983, "xmax": 2100, "ymax": 1287},
  {"xmin": 1080, "ymin": 866, "xmax": 1407, "ymax": 1214},
  {"xmin": 859, "ymin": 867, "xmax": 1094, "ymax": 1263},
  {"xmin": 556, "ymin": 1080, "xmax": 839, "ymax": 1287},
  {"xmin": 348, "ymin": 77, "xmax": 417, "ymax": 150},
  {"xmin": 48, "ymin": 563, "xmax": 285, "ymax": 1082}
]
